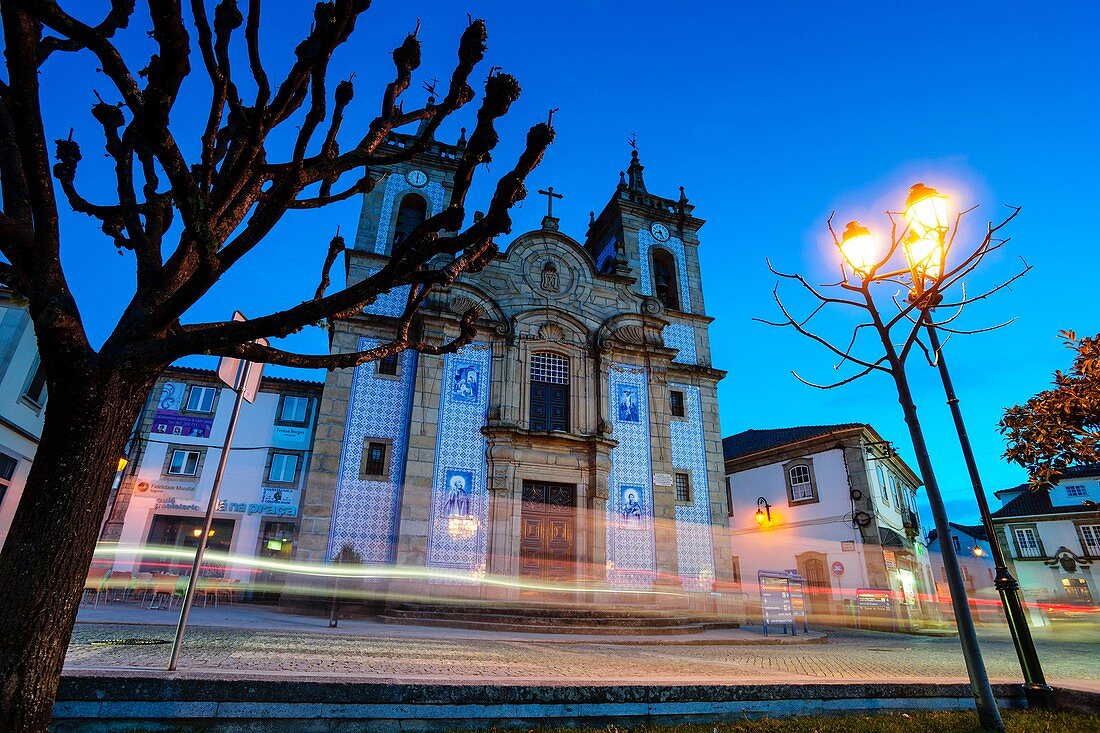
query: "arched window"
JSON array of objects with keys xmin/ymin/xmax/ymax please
[
  {"xmin": 392, "ymin": 194, "xmax": 427, "ymax": 248},
  {"xmin": 651, "ymin": 249, "xmax": 680, "ymax": 310},
  {"xmin": 789, "ymin": 465, "xmax": 812, "ymax": 500},
  {"xmin": 529, "ymin": 351, "xmax": 569, "ymax": 432}
]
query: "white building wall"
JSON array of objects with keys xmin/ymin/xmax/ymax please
[
  {"xmin": 728, "ymin": 447, "xmax": 871, "ymax": 605},
  {"xmin": 0, "ymin": 302, "xmax": 45, "ymax": 550},
  {"xmin": 112, "ymin": 377, "xmax": 317, "ymax": 582}
]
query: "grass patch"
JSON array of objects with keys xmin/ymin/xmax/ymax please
[{"xmin": 468, "ymin": 710, "xmax": 1100, "ymax": 733}]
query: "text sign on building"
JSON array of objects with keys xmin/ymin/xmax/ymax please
[
  {"xmin": 883, "ymin": 549, "xmax": 897, "ymax": 571},
  {"xmin": 652, "ymin": 473, "xmax": 673, "ymax": 487}
]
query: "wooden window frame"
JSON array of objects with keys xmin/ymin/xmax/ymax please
[
  {"xmin": 163, "ymin": 446, "xmax": 205, "ymax": 479},
  {"xmin": 359, "ymin": 438, "xmax": 393, "ymax": 479},
  {"xmin": 182, "ymin": 384, "xmax": 218, "ymax": 414},
  {"xmin": 1009, "ymin": 524, "xmax": 1046, "ymax": 559},
  {"xmin": 783, "ymin": 457, "xmax": 819, "ymax": 507},
  {"xmin": 276, "ymin": 394, "xmax": 314, "ymax": 427},
  {"xmin": 265, "ymin": 450, "xmax": 304, "ymax": 486}
]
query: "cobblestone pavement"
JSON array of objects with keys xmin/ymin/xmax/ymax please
[{"xmin": 64, "ymin": 619, "xmax": 1100, "ymax": 687}]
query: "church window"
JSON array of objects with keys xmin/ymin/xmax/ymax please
[
  {"xmin": 669, "ymin": 390, "xmax": 685, "ymax": 417},
  {"xmin": 529, "ymin": 352, "xmax": 569, "ymax": 432},
  {"xmin": 392, "ymin": 193, "xmax": 427, "ymax": 248},
  {"xmin": 360, "ymin": 439, "xmax": 391, "ymax": 478},
  {"xmin": 377, "ymin": 353, "xmax": 399, "ymax": 376},
  {"xmin": 675, "ymin": 472, "xmax": 691, "ymax": 502},
  {"xmin": 651, "ymin": 248, "xmax": 680, "ymax": 310}
]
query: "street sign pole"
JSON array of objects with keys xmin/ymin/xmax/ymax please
[{"xmin": 169, "ymin": 312, "xmax": 265, "ymax": 671}]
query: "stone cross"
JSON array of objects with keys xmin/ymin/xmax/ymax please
[{"xmin": 537, "ymin": 186, "xmax": 563, "ymax": 219}]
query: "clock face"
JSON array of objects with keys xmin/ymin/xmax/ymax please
[
  {"xmin": 405, "ymin": 169, "xmax": 428, "ymax": 187},
  {"xmin": 650, "ymin": 222, "xmax": 670, "ymax": 242}
]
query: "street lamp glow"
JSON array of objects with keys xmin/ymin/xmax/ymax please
[
  {"xmin": 903, "ymin": 183, "xmax": 949, "ymax": 239},
  {"xmin": 904, "ymin": 231, "xmax": 945, "ymax": 282},
  {"xmin": 839, "ymin": 221, "xmax": 879, "ymax": 275}
]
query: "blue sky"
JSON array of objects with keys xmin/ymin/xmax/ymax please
[{"xmin": 17, "ymin": 2, "xmax": 1100, "ymax": 525}]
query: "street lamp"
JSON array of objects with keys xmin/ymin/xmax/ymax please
[
  {"xmin": 832, "ymin": 194, "xmax": 1002, "ymax": 731},
  {"xmin": 755, "ymin": 497, "xmax": 772, "ymax": 526},
  {"xmin": 765, "ymin": 181, "xmax": 1032, "ymax": 731},
  {"xmin": 899, "ymin": 185, "xmax": 1053, "ymax": 709}
]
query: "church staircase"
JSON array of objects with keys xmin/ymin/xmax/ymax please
[{"xmin": 378, "ymin": 601, "xmax": 740, "ymax": 635}]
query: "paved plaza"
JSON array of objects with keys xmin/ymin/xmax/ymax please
[{"xmin": 64, "ymin": 604, "xmax": 1100, "ymax": 690}]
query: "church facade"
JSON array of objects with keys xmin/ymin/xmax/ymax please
[{"xmin": 295, "ymin": 131, "xmax": 733, "ymax": 601}]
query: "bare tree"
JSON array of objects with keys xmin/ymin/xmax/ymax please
[
  {"xmin": 759, "ymin": 202, "xmax": 1029, "ymax": 731},
  {"xmin": 0, "ymin": 1, "xmax": 553, "ymax": 728}
]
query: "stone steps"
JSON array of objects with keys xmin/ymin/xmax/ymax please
[{"xmin": 378, "ymin": 602, "xmax": 740, "ymax": 635}]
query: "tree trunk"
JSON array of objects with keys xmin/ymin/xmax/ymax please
[{"xmin": 0, "ymin": 365, "xmax": 158, "ymax": 732}]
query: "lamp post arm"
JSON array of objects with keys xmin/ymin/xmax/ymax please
[{"xmin": 923, "ymin": 318, "xmax": 1053, "ymax": 706}]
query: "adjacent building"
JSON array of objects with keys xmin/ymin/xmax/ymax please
[
  {"xmin": 102, "ymin": 366, "xmax": 323, "ymax": 585},
  {"xmin": 990, "ymin": 464, "xmax": 1100, "ymax": 607},
  {"xmin": 0, "ymin": 288, "xmax": 46, "ymax": 551},
  {"xmin": 927, "ymin": 522, "xmax": 999, "ymax": 621},
  {"xmin": 724, "ymin": 423, "xmax": 938, "ymax": 629},
  {"xmin": 294, "ymin": 134, "xmax": 734, "ymax": 604}
]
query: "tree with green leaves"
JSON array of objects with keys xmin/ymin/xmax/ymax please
[{"xmin": 1000, "ymin": 330, "xmax": 1100, "ymax": 487}]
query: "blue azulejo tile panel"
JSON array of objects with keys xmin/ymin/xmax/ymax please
[
  {"xmin": 327, "ymin": 338, "xmax": 417, "ymax": 563},
  {"xmin": 661, "ymin": 323, "xmax": 697, "ymax": 365},
  {"xmin": 361, "ymin": 268, "xmax": 410, "ymax": 318},
  {"xmin": 669, "ymin": 384, "xmax": 715, "ymax": 591},
  {"xmin": 606, "ymin": 363, "xmax": 656, "ymax": 588},
  {"xmin": 356, "ymin": 174, "xmax": 446, "ymax": 254},
  {"xmin": 426, "ymin": 342, "xmax": 492, "ymax": 571},
  {"xmin": 637, "ymin": 229, "xmax": 692, "ymax": 314}
]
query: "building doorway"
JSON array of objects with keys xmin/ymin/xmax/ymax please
[
  {"xmin": 519, "ymin": 482, "xmax": 576, "ymax": 587},
  {"xmin": 796, "ymin": 551, "xmax": 831, "ymax": 619}
]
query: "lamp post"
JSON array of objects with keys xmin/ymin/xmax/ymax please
[
  {"xmin": 837, "ymin": 200, "xmax": 1003, "ymax": 731},
  {"xmin": 900, "ymin": 185, "xmax": 1053, "ymax": 709}
]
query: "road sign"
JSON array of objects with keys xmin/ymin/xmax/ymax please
[
  {"xmin": 831, "ymin": 561, "xmax": 845, "ymax": 576},
  {"xmin": 216, "ymin": 311, "xmax": 267, "ymax": 403}
]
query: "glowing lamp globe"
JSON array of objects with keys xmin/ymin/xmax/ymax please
[
  {"xmin": 903, "ymin": 183, "xmax": 949, "ymax": 239},
  {"xmin": 755, "ymin": 508, "xmax": 766, "ymax": 525},
  {"xmin": 904, "ymin": 231, "xmax": 944, "ymax": 282},
  {"xmin": 839, "ymin": 221, "xmax": 878, "ymax": 275}
]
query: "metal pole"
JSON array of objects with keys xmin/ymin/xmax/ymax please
[
  {"xmin": 924, "ymin": 321, "xmax": 1055, "ymax": 708},
  {"xmin": 884, "ymin": 314, "xmax": 1004, "ymax": 731},
  {"xmin": 168, "ymin": 362, "xmax": 250, "ymax": 671}
]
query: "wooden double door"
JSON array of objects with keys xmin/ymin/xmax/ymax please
[{"xmin": 519, "ymin": 482, "xmax": 576, "ymax": 584}]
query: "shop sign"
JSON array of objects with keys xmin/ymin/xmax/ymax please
[
  {"xmin": 136, "ymin": 480, "xmax": 195, "ymax": 495},
  {"xmin": 273, "ymin": 424, "xmax": 311, "ymax": 448},
  {"xmin": 261, "ymin": 487, "xmax": 299, "ymax": 507},
  {"xmin": 217, "ymin": 499, "xmax": 297, "ymax": 517},
  {"xmin": 155, "ymin": 497, "xmax": 202, "ymax": 512},
  {"xmin": 883, "ymin": 549, "xmax": 897, "ymax": 571},
  {"xmin": 831, "ymin": 561, "xmax": 845, "ymax": 576},
  {"xmin": 150, "ymin": 381, "xmax": 213, "ymax": 438}
]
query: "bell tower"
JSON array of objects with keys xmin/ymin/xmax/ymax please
[{"xmin": 347, "ymin": 127, "xmax": 466, "ymax": 289}]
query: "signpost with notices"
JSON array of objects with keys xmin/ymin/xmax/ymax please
[
  {"xmin": 759, "ymin": 571, "xmax": 796, "ymax": 637},
  {"xmin": 785, "ymin": 571, "xmax": 810, "ymax": 633},
  {"xmin": 856, "ymin": 587, "xmax": 895, "ymax": 630}
]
